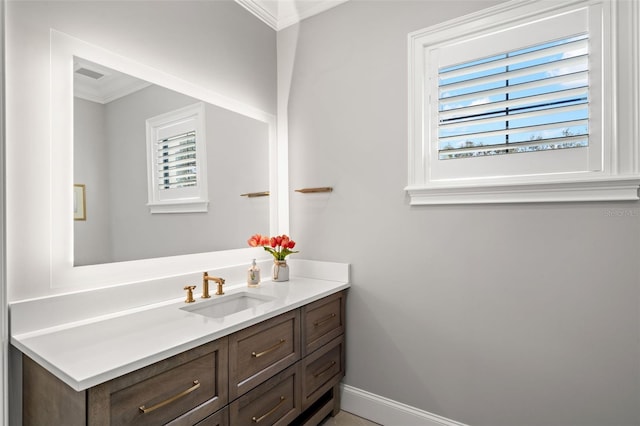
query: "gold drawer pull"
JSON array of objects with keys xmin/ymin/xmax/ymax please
[
  {"xmin": 138, "ymin": 380, "xmax": 201, "ymax": 414},
  {"xmin": 252, "ymin": 339, "xmax": 286, "ymax": 358},
  {"xmin": 252, "ymin": 396, "xmax": 286, "ymax": 423},
  {"xmin": 313, "ymin": 361, "xmax": 337, "ymax": 378},
  {"xmin": 313, "ymin": 313, "xmax": 336, "ymax": 327}
]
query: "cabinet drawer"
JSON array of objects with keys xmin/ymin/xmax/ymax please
[
  {"xmin": 302, "ymin": 291, "xmax": 346, "ymax": 356},
  {"xmin": 229, "ymin": 363, "xmax": 301, "ymax": 426},
  {"xmin": 193, "ymin": 406, "xmax": 229, "ymax": 426},
  {"xmin": 88, "ymin": 339, "xmax": 228, "ymax": 426},
  {"xmin": 301, "ymin": 335, "xmax": 345, "ymax": 410},
  {"xmin": 169, "ymin": 403, "xmax": 229, "ymax": 426},
  {"xmin": 229, "ymin": 310, "xmax": 300, "ymax": 399}
]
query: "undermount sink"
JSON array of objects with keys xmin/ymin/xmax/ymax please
[{"xmin": 180, "ymin": 292, "xmax": 275, "ymax": 319}]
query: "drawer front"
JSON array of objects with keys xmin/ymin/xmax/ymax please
[
  {"xmin": 229, "ymin": 363, "xmax": 301, "ymax": 426},
  {"xmin": 229, "ymin": 310, "xmax": 300, "ymax": 399},
  {"xmin": 168, "ymin": 402, "xmax": 229, "ymax": 426},
  {"xmin": 302, "ymin": 291, "xmax": 346, "ymax": 356},
  {"xmin": 301, "ymin": 335, "xmax": 345, "ymax": 410},
  {"xmin": 194, "ymin": 406, "xmax": 229, "ymax": 426},
  {"xmin": 89, "ymin": 340, "xmax": 228, "ymax": 426}
]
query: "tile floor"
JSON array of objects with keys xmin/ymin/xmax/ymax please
[{"xmin": 320, "ymin": 410, "xmax": 380, "ymax": 426}]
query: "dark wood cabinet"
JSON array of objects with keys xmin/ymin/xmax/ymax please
[
  {"xmin": 229, "ymin": 363, "xmax": 302, "ymax": 426},
  {"xmin": 301, "ymin": 291, "xmax": 346, "ymax": 356},
  {"xmin": 24, "ymin": 339, "xmax": 228, "ymax": 426},
  {"xmin": 23, "ymin": 290, "xmax": 346, "ymax": 426},
  {"xmin": 229, "ymin": 310, "xmax": 300, "ymax": 400}
]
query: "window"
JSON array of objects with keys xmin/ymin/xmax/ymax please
[
  {"xmin": 407, "ymin": 0, "xmax": 640, "ymax": 204},
  {"xmin": 146, "ymin": 102, "xmax": 208, "ymax": 213},
  {"xmin": 438, "ymin": 35, "xmax": 589, "ymax": 160}
]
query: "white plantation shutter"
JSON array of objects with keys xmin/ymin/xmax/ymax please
[
  {"xmin": 156, "ymin": 130, "xmax": 197, "ymax": 189},
  {"xmin": 146, "ymin": 103, "xmax": 208, "ymax": 213},
  {"xmin": 438, "ymin": 36, "xmax": 589, "ymax": 160},
  {"xmin": 406, "ymin": 0, "xmax": 640, "ymax": 204}
]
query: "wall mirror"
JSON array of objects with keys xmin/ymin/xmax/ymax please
[
  {"xmin": 73, "ymin": 57, "xmax": 270, "ymax": 266},
  {"xmin": 51, "ymin": 30, "xmax": 286, "ymax": 289}
]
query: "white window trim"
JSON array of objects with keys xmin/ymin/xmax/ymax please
[
  {"xmin": 407, "ymin": 0, "xmax": 640, "ymax": 204},
  {"xmin": 146, "ymin": 102, "xmax": 209, "ymax": 213}
]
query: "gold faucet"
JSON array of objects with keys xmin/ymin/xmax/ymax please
[{"xmin": 203, "ymin": 272, "xmax": 225, "ymax": 297}]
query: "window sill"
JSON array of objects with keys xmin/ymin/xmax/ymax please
[
  {"xmin": 148, "ymin": 200, "xmax": 209, "ymax": 214},
  {"xmin": 405, "ymin": 177, "xmax": 640, "ymax": 205}
]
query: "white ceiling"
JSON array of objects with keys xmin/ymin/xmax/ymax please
[
  {"xmin": 74, "ymin": 58, "xmax": 150, "ymax": 104},
  {"xmin": 235, "ymin": 0, "xmax": 349, "ymax": 30}
]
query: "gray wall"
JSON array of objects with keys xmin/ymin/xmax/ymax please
[
  {"xmin": 281, "ymin": 1, "xmax": 640, "ymax": 425},
  {"xmin": 74, "ymin": 98, "xmax": 113, "ymax": 265}
]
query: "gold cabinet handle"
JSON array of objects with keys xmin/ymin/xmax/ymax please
[
  {"xmin": 251, "ymin": 339, "xmax": 286, "ymax": 358},
  {"xmin": 138, "ymin": 380, "xmax": 201, "ymax": 414},
  {"xmin": 252, "ymin": 396, "xmax": 286, "ymax": 423},
  {"xmin": 240, "ymin": 191, "xmax": 270, "ymax": 197},
  {"xmin": 313, "ymin": 361, "xmax": 337, "ymax": 378},
  {"xmin": 313, "ymin": 313, "xmax": 336, "ymax": 327},
  {"xmin": 295, "ymin": 187, "xmax": 333, "ymax": 193}
]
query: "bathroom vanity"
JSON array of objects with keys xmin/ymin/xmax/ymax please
[{"xmin": 12, "ymin": 270, "xmax": 349, "ymax": 426}]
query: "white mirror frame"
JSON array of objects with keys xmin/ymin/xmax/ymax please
[{"xmin": 51, "ymin": 30, "xmax": 288, "ymax": 289}]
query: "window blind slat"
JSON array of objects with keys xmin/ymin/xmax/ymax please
[
  {"xmin": 156, "ymin": 150, "xmax": 196, "ymax": 164},
  {"xmin": 439, "ymin": 55, "xmax": 587, "ymax": 94},
  {"xmin": 439, "ymin": 118, "xmax": 588, "ymax": 143},
  {"xmin": 440, "ymin": 71, "xmax": 588, "ymax": 105},
  {"xmin": 158, "ymin": 180, "xmax": 197, "ymax": 190},
  {"xmin": 439, "ymin": 103, "xmax": 587, "ymax": 131},
  {"xmin": 439, "ymin": 86, "xmax": 588, "ymax": 121},
  {"xmin": 158, "ymin": 138, "xmax": 196, "ymax": 152},
  {"xmin": 159, "ymin": 131, "xmax": 196, "ymax": 144},
  {"xmin": 158, "ymin": 160, "xmax": 196, "ymax": 171},
  {"xmin": 440, "ymin": 38, "xmax": 587, "ymax": 80},
  {"xmin": 439, "ymin": 134, "xmax": 588, "ymax": 158},
  {"xmin": 156, "ymin": 140, "xmax": 196, "ymax": 156},
  {"xmin": 158, "ymin": 173, "xmax": 197, "ymax": 183},
  {"xmin": 157, "ymin": 167, "xmax": 197, "ymax": 179}
]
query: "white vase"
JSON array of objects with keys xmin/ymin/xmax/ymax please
[{"xmin": 272, "ymin": 260, "xmax": 289, "ymax": 282}]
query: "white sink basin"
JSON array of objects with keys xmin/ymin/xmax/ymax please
[{"xmin": 180, "ymin": 292, "xmax": 275, "ymax": 319}]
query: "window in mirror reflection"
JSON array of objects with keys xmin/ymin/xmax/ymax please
[{"xmin": 146, "ymin": 102, "xmax": 209, "ymax": 214}]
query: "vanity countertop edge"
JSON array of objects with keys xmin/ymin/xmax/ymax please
[{"xmin": 11, "ymin": 270, "xmax": 350, "ymax": 392}]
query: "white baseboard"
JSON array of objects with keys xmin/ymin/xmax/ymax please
[{"xmin": 340, "ymin": 384, "xmax": 467, "ymax": 426}]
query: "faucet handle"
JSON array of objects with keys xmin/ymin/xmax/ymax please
[
  {"xmin": 215, "ymin": 279, "xmax": 225, "ymax": 296},
  {"xmin": 184, "ymin": 286, "xmax": 196, "ymax": 303}
]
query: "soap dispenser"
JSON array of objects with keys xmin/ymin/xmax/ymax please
[{"xmin": 247, "ymin": 259, "xmax": 261, "ymax": 287}]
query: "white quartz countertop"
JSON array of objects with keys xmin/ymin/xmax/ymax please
[{"xmin": 12, "ymin": 276, "xmax": 349, "ymax": 391}]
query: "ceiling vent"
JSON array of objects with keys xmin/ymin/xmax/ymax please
[{"xmin": 75, "ymin": 67, "xmax": 105, "ymax": 80}]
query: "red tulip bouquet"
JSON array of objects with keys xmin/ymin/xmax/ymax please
[{"xmin": 247, "ymin": 234, "xmax": 299, "ymax": 261}]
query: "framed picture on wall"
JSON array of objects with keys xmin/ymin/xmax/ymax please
[{"xmin": 74, "ymin": 184, "xmax": 86, "ymax": 221}]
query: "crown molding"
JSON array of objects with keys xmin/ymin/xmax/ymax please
[{"xmin": 235, "ymin": 0, "xmax": 349, "ymax": 31}]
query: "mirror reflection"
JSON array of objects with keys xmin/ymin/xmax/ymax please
[{"xmin": 73, "ymin": 57, "xmax": 270, "ymax": 266}]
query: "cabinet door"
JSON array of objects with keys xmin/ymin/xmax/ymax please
[
  {"xmin": 229, "ymin": 310, "xmax": 300, "ymax": 399},
  {"xmin": 301, "ymin": 291, "xmax": 346, "ymax": 356},
  {"xmin": 229, "ymin": 363, "xmax": 301, "ymax": 426},
  {"xmin": 301, "ymin": 335, "xmax": 345, "ymax": 410},
  {"xmin": 23, "ymin": 355, "xmax": 87, "ymax": 426},
  {"xmin": 88, "ymin": 339, "xmax": 228, "ymax": 426}
]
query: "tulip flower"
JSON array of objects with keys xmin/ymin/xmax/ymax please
[{"xmin": 248, "ymin": 233, "xmax": 299, "ymax": 261}]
